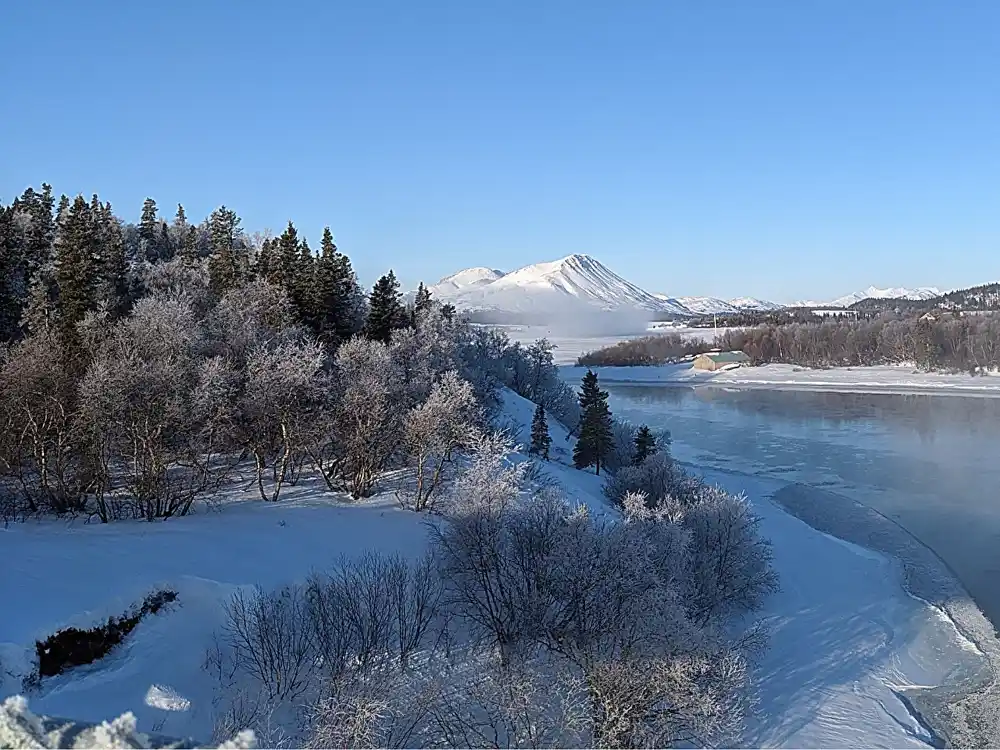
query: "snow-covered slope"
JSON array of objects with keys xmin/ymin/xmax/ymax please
[
  {"xmin": 827, "ymin": 286, "xmax": 942, "ymax": 308},
  {"xmin": 674, "ymin": 296, "xmax": 739, "ymax": 315},
  {"xmin": 786, "ymin": 286, "xmax": 945, "ymax": 309},
  {"xmin": 449, "ymin": 254, "xmax": 688, "ymax": 315},
  {"xmin": 729, "ymin": 296, "xmax": 784, "ymax": 311},
  {"xmin": 428, "ymin": 267, "xmax": 506, "ymax": 297}
]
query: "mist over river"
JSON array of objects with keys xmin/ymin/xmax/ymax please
[{"xmin": 601, "ymin": 383, "xmax": 1000, "ymax": 630}]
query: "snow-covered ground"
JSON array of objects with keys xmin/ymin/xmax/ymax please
[
  {"xmin": 563, "ymin": 361, "xmax": 1000, "ymax": 397},
  {"xmin": 0, "ymin": 388, "xmax": 987, "ymax": 747}
]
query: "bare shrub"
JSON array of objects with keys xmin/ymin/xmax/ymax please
[
  {"xmin": 429, "ymin": 655, "xmax": 589, "ymax": 749},
  {"xmin": 218, "ymin": 585, "xmax": 317, "ymax": 704}
]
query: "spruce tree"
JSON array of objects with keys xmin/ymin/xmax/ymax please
[
  {"xmin": 180, "ymin": 224, "xmax": 199, "ymax": 265},
  {"xmin": 96, "ymin": 201, "xmax": 130, "ymax": 319},
  {"xmin": 364, "ymin": 270, "xmax": 405, "ymax": 343},
  {"xmin": 54, "ymin": 195, "xmax": 99, "ymax": 354},
  {"xmin": 19, "ymin": 184, "xmax": 56, "ymax": 282},
  {"xmin": 255, "ymin": 237, "xmax": 275, "ymax": 280},
  {"xmin": 276, "ymin": 221, "xmax": 299, "ymax": 289},
  {"xmin": 573, "ymin": 369, "xmax": 613, "ymax": 475},
  {"xmin": 207, "ymin": 206, "xmax": 243, "ymax": 294},
  {"xmin": 529, "ymin": 402, "xmax": 551, "ymax": 460},
  {"xmin": 293, "ymin": 237, "xmax": 317, "ymax": 327},
  {"xmin": 632, "ymin": 425, "xmax": 657, "ymax": 466},
  {"xmin": 409, "ymin": 282, "xmax": 432, "ymax": 327},
  {"xmin": 0, "ymin": 205, "xmax": 20, "ymax": 341},
  {"xmin": 139, "ymin": 197, "xmax": 160, "ymax": 261},
  {"xmin": 315, "ymin": 227, "xmax": 363, "ymax": 346}
]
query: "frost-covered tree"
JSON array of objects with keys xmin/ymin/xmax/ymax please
[
  {"xmin": 333, "ymin": 336, "xmax": 405, "ymax": 498},
  {"xmin": 529, "ymin": 403, "xmax": 551, "ymax": 460},
  {"xmin": 401, "ymin": 371, "xmax": 480, "ymax": 511},
  {"xmin": 603, "ymin": 451, "xmax": 701, "ymax": 509},
  {"xmin": 679, "ymin": 486, "xmax": 779, "ymax": 626},
  {"xmin": 212, "ymin": 280, "xmax": 300, "ymax": 365},
  {"xmin": 0, "ymin": 331, "xmax": 83, "ymax": 514},
  {"xmin": 237, "ymin": 340, "xmax": 330, "ymax": 502},
  {"xmin": 78, "ymin": 295, "xmax": 236, "ymax": 520}
]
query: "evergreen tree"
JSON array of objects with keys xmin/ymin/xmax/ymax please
[
  {"xmin": 255, "ymin": 237, "xmax": 275, "ymax": 280},
  {"xmin": 18, "ymin": 183, "xmax": 56, "ymax": 281},
  {"xmin": 158, "ymin": 221, "xmax": 173, "ymax": 260},
  {"xmin": 207, "ymin": 206, "xmax": 243, "ymax": 294},
  {"xmin": 96, "ymin": 201, "xmax": 130, "ymax": 319},
  {"xmin": 410, "ymin": 282, "xmax": 433, "ymax": 327},
  {"xmin": 632, "ymin": 425, "xmax": 657, "ymax": 466},
  {"xmin": 139, "ymin": 197, "xmax": 161, "ymax": 261},
  {"xmin": 180, "ymin": 224, "xmax": 199, "ymax": 265},
  {"xmin": 293, "ymin": 237, "xmax": 316, "ymax": 326},
  {"xmin": 572, "ymin": 369, "xmax": 613, "ymax": 475},
  {"xmin": 275, "ymin": 221, "xmax": 299, "ymax": 289},
  {"xmin": 0, "ymin": 205, "xmax": 20, "ymax": 341},
  {"xmin": 529, "ymin": 402, "xmax": 551, "ymax": 460},
  {"xmin": 364, "ymin": 270, "xmax": 405, "ymax": 343},
  {"xmin": 53, "ymin": 195, "xmax": 99, "ymax": 352},
  {"xmin": 315, "ymin": 227, "xmax": 363, "ymax": 346},
  {"xmin": 55, "ymin": 194, "xmax": 70, "ymax": 225}
]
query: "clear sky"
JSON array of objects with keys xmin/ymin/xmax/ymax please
[{"xmin": 2, "ymin": 1, "xmax": 998, "ymax": 302}]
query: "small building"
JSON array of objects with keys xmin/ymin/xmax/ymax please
[{"xmin": 692, "ymin": 351, "xmax": 751, "ymax": 371}]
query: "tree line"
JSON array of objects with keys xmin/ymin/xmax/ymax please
[
  {"xmin": 0, "ymin": 183, "xmax": 581, "ymax": 522},
  {"xmin": 716, "ymin": 313, "xmax": 1000, "ymax": 372},
  {"xmin": 579, "ymin": 312, "xmax": 1000, "ymax": 373}
]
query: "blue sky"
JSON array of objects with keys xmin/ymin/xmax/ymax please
[{"xmin": 2, "ymin": 1, "xmax": 998, "ymax": 301}]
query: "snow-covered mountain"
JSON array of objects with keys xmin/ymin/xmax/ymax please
[
  {"xmin": 428, "ymin": 267, "xmax": 506, "ymax": 297},
  {"xmin": 441, "ymin": 254, "xmax": 691, "ymax": 316},
  {"xmin": 729, "ymin": 296, "xmax": 785, "ymax": 311},
  {"xmin": 424, "ymin": 255, "xmax": 790, "ymax": 319},
  {"xmin": 673, "ymin": 296, "xmax": 739, "ymax": 315},
  {"xmin": 786, "ymin": 285, "xmax": 944, "ymax": 308},
  {"xmin": 827, "ymin": 285, "xmax": 942, "ymax": 308}
]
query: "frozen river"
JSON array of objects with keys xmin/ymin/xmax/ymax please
[{"xmin": 602, "ymin": 383, "xmax": 1000, "ymax": 631}]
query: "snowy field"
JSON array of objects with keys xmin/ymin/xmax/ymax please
[
  {"xmin": 563, "ymin": 361, "xmax": 1000, "ymax": 397},
  {"xmin": 0, "ymin": 388, "xmax": 988, "ymax": 747}
]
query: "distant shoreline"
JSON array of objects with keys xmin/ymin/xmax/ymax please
[{"xmin": 560, "ymin": 362, "xmax": 1000, "ymax": 399}]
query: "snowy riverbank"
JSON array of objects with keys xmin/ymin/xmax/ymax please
[
  {"xmin": 563, "ymin": 362, "xmax": 1000, "ymax": 397},
  {"xmin": 0, "ymin": 388, "xmax": 990, "ymax": 747}
]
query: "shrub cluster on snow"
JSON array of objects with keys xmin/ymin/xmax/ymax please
[{"xmin": 202, "ymin": 436, "xmax": 777, "ymax": 748}]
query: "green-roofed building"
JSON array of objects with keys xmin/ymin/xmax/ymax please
[{"xmin": 691, "ymin": 351, "xmax": 751, "ymax": 371}]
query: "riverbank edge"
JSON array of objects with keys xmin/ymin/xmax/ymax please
[
  {"xmin": 562, "ymin": 363, "xmax": 1000, "ymax": 399},
  {"xmin": 768, "ymin": 482, "xmax": 1000, "ymax": 749}
]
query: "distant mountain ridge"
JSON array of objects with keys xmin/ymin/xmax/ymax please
[
  {"xmin": 417, "ymin": 256, "xmax": 975, "ymax": 319},
  {"xmin": 422, "ymin": 255, "xmax": 781, "ymax": 319}
]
